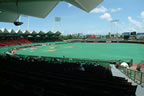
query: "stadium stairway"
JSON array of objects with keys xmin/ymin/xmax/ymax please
[{"xmin": 111, "ymin": 64, "xmax": 144, "ymax": 96}]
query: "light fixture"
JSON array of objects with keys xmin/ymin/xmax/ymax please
[{"xmin": 13, "ymin": 0, "xmax": 23, "ymax": 26}]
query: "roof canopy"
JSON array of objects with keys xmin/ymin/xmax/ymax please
[
  {"xmin": 66, "ymin": 0, "xmax": 104, "ymax": 12},
  {"xmin": 32, "ymin": 30, "xmax": 37, "ymax": 35},
  {"xmin": 39, "ymin": 31, "xmax": 45, "ymax": 35},
  {"xmin": 0, "ymin": 29, "xmax": 3, "ymax": 33},
  {"xmin": 0, "ymin": 0, "xmax": 103, "ymax": 23},
  {"xmin": 3, "ymin": 28, "xmax": 9, "ymax": 34},
  {"xmin": 17, "ymin": 30, "xmax": 23, "ymax": 34},
  {"xmin": 11, "ymin": 29, "xmax": 16, "ymax": 34},
  {"xmin": 24, "ymin": 30, "xmax": 30, "ymax": 34}
]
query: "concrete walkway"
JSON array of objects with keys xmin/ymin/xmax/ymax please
[{"xmin": 110, "ymin": 65, "xmax": 144, "ymax": 96}]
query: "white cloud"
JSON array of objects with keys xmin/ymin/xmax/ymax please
[
  {"xmin": 67, "ymin": 3, "xmax": 73, "ymax": 8},
  {"xmin": 90, "ymin": 6, "xmax": 107, "ymax": 13},
  {"xmin": 140, "ymin": 11, "xmax": 144, "ymax": 18},
  {"xmin": 110, "ymin": 8, "xmax": 122, "ymax": 13},
  {"xmin": 128, "ymin": 16, "xmax": 142, "ymax": 28},
  {"xmin": 91, "ymin": 7, "xmax": 122, "ymax": 13},
  {"xmin": 100, "ymin": 13, "xmax": 112, "ymax": 21}
]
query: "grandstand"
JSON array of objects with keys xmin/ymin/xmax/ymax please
[
  {"xmin": 0, "ymin": 47, "xmax": 137, "ymax": 96},
  {"xmin": 0, "ymin": 38, "xmax": 32, "ymax": 47},
  {"xmin": 0, "ymin": 30, "xmax": 141, "ymax": 96}
]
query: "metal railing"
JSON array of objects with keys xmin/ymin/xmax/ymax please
[{"xmin": 119, "ymin": 66, "xmax": 144, "ymax": 84}]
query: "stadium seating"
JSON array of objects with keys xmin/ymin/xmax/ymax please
[
  {"xmin": 0, "ymin": 55, "xmax": 137, "ymax": 96},
  {"xmin": 0, "ymin": 38, "xmax": 32, "ymax": 47}
]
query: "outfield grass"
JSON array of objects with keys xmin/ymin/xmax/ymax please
[{"xmin": 16, "ymin": 43, "xmax": 144, "ymax": 63}]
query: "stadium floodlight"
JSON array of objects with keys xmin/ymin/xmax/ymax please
[
  {"xmin": 13, "ymin": 21, "xmax": 23, "ymax": 26},
  {"xmin": 51, "ymin": 17, "xmax": 62, "ymax": 32},
  {"xmin": 27, "ymin": 16, "xmax": 30, "ymax": 31},
  {"xmin": 110, "ymin": 19, "xmax": 119, "ymax": 23},
  {"xmin": 110, "ymin": 19, "xmax": 119, "ymax": 33},
  {"xmin": 55, "ymin": 17, "xmax": 61, "ymax": 22},
  {"xmin": 110, "ymin": 19, "xmax": 119, "ymax": 41}
]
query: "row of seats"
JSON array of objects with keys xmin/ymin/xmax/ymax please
[
  {"xmin": 0, "ymin": 56, "xmax": 137, "ymax": 96},
  {"xmin": 0, "ymin": 38, "xmax": 32, "ymax": 47}
]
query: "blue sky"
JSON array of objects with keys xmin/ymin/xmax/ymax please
[{"xmin": 0, "ymin": 0, "xmax": 144, "ymax": 35}]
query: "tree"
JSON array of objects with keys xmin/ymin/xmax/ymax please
[{"xmin": 106, "ymin": 35, "xmax": 110, "ymax": 39}]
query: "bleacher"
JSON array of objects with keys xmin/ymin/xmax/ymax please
[
  {"xmin": 0, "ymin": 38, "xmax": 32, "ymax": 47},
  {"xmin": 0, "ymin": 56, "xmax": 137, "ymax": 96}
]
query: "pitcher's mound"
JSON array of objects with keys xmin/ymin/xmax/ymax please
[{"xmin": 68, "ymin": 46, "xmax": 73, "ymax": 48}]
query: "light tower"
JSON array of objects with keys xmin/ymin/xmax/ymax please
[
  {"xmin": 110, "ymin": 19, "xmax": 119, "ymax": 40},
  {"xmin": 51, "ymin": 17, "xmax": 62, "ymax": 33},
  {"xmin": 27, "ymin": 16, "xmax": 30, "ymax": 31}
]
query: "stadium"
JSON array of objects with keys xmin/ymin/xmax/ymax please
[{"xmin": 0, "ymin": 0, "xmax": 144, "ymax": 96}]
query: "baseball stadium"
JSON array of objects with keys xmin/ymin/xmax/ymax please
[{"xmin": 0, "ymin": 0, "xmax": 144, "ymax": 96}]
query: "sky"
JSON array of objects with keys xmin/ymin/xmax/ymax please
[{"xmin": 0, "ymin": 0, "xmax": 144, "ymax": 35}]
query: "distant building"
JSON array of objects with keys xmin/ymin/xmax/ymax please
[
  {"xmin": 131, "ymin": 32, "xmax": 136, "ymax": 35},
  {"xmin": 101, "ymin": 35, "xmax": 105, "ymax": 39},
  {"xmin": 86, "ymin": 34, "xmax": 95, "ymax": 38},
  {"xmin": 122, "ymin": 32, "xmax": 130, "ymax": 40},
  {"xmin": 79, "ymin": 33, "xmax": 84, "ymax": 38},
  {"xmin": 136, "ymin": 33, "xmax": 144, "ymax": 40}
]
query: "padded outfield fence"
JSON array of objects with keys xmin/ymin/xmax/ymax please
[{"xmin": 119, "ymin": 66, "xmax": 144, "ymax": 85}]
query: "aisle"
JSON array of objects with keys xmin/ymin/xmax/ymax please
[{"xmin": 110, "ymin": 64, "xmax": 144, "ymax": 96}]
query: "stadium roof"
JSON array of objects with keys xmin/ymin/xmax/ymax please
[
  {"xmin": 32, "ymin": 30, "xmax": 37, "ymax": 35},
  {"xmin": 11, "ymin": 29, "xmax": 16, "ymax": 34},
  {"xmin": 24, "ymin": 30, "xmax": 30, "ymax": 34},
  {"xmin": 17, "ymin": 30, "xmax": 23, "ymax": 34},
  {"xmin": 3, "ymin": 28, "xmax": 9, "ymax": 34},
  {"xmin": 39, "ymin": 31, "xmax": 45, "ymax": 35},
  {"xmin": 47, "ymin": 31, "xmax": 53, "ymax": 34},
  {"xmin": 0, "ymin": 30, "xmax": 3, "ymax": 33},
  {"xmin": 0, "ymin": 0, "xmax": 103, "ymax": 23}
]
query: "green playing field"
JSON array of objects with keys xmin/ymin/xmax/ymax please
[{"xmin": 16, "ymin": 43, "xmax": 144, "ymax": 63}]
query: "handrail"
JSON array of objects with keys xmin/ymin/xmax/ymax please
[{"xmin": 119, "ymin": 66, "xmax": 144, "ymax": 84}]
